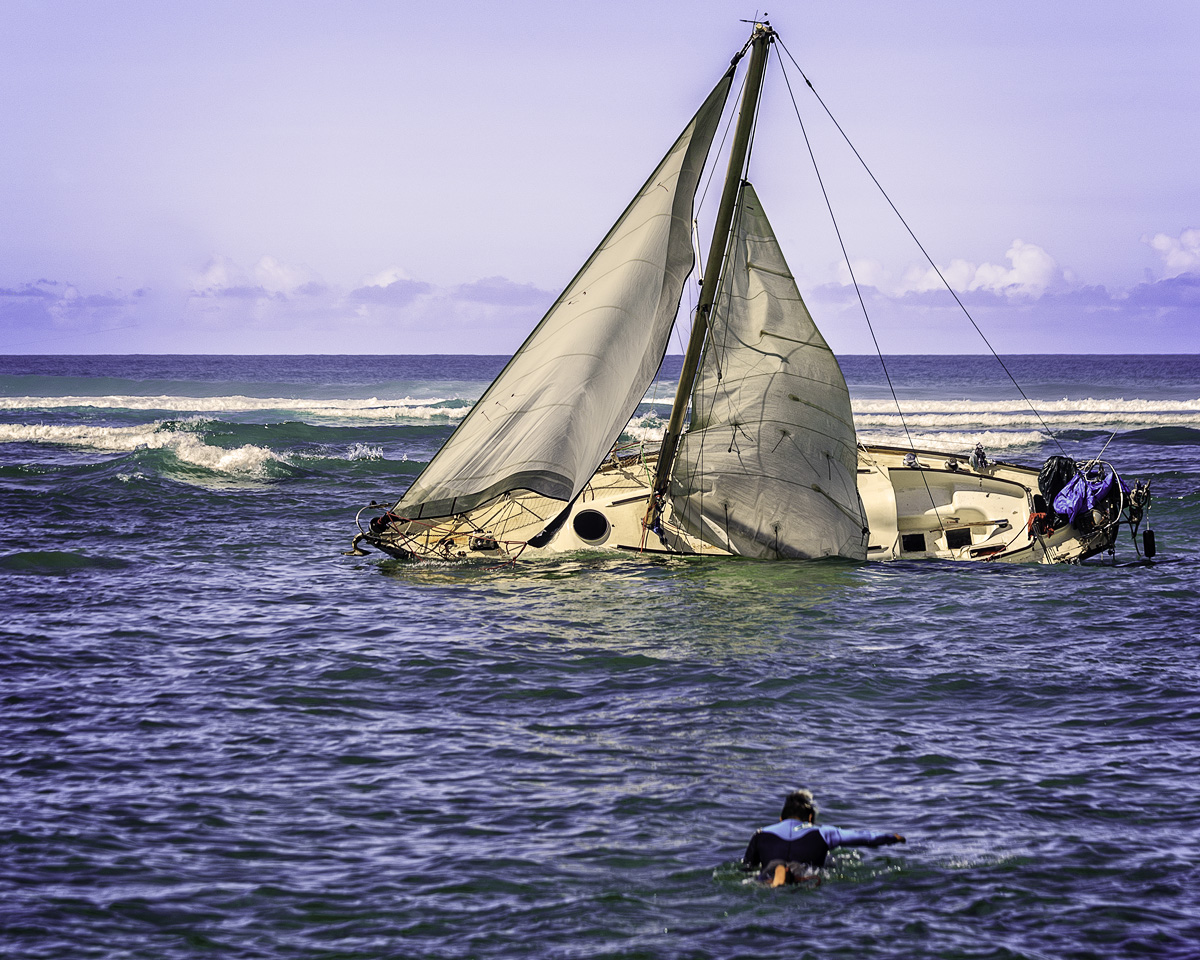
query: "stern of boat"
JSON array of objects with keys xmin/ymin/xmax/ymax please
[{"xmin": 857, "ymin": 444, "xmax": 1145, "ymax": 564}]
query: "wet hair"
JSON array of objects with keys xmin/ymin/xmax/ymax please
[{"xmin": 780, "ymin": 788, "xmax": 817, "ymax": 822}]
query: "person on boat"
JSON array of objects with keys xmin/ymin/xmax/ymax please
[{"xmin": 742, "ymin": 788, "xmax": 906, "ymax": 886}]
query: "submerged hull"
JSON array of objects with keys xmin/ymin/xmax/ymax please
[
  {"xmin": 356, "ymin": 443, "xmax": 1123, "ymax": 565},
  {"xmin": 856, "ymin": 444, "xmax": 1120, "ymax": 564}
]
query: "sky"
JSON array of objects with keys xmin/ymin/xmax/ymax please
[{"xmin": 1, "ymin": 0, "xmax": 1198, "ymax": 355}]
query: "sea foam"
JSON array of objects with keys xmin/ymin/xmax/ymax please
[
  {"xmin": 6, "ymin": 393, "xmax": 1197, "ymax": 432},
  {"xmin": 0, "ymin": 421, "xmax": 282, "ymax": 477},
  {"xmin": 0, "ymin": 394, "xmax": 467, "ymax": 423}
]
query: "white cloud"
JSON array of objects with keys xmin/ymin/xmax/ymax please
[
  {"xmin": 835, "ymin": 258, "xmax": 888, "ymax": 289},
  {"xmin": 1145, "ymin": 228, "xmax": 1200, "ymax": 278},
  {"xmin": 193, "ymin": 255, "xmax": 248, "ymax": 295},
  {"xmin": 899, "ymin": 258, "xmax": 976, "ymax": 294},
  {"xmin": 360, "ymin": 266, "xmax": 412, "ymax": 288},
  {"xmin": 991, "ymin": 239, "xmax": 1059, "ymax": 295},
  {"xmin": 254, "ymin": 255, "xmax": 316, "ymax": 295},
  {"xmin": 189, "ymin": 255, "xmax": 319, "ymax": 298},
  {"xmin": 895, "ymin": 240, "xmax": 1060, "ymax": 298}
]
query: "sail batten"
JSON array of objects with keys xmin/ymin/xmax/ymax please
[
  {"xmin": 669, "ymin": 183, "xmax": 867, "ymax": 560},
  {"xmin": 394, "ymin": 74, "xmax": 734, "ymax": 525}
]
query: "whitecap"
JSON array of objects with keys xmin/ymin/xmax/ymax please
[
  {"xmin": 0, "ymin": 422, "xmax": 282, "ymax": 478},
  {"xmin": 345, "ymin": 443, "xmax": 384, "ymax": 461},
  {"xmin": 0, "ymin": 394, "xmax": 469, "ymax": 423}
]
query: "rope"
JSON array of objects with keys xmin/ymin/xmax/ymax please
[
  {"xmin": 1084, "ymin": 429, "xmax": 1120, "ymax": 469},
  {"xmin": 774, "ymin": 47, "xmax": 946, "ymax": 534},
  {"xmin": 776, "ymin": 37, "xmax": 1067, "ymax": 457},
  {"xmin": 697, "ymin": 65, "xmax": 746, "ymax": 212}
]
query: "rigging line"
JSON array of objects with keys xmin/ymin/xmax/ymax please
[
  {"xmin": 776, "ymin": 38, "xmax": 1067, "ymax": 457},
  {"xmin": 1085, "ymin": 430, "xmax": 1120, "ymax": 468},
  {"xmin": 662, "ymin": 275, "xmax": 700, "ymax": 446},
  {"xmin": 774, "ymin": 47, "xmax": 946, "ymax": 533},
  {"xmin": 698, "ymin": 70, "xmax": 747, "ymax": 213},
  {"xmin": 676, "ymin": 264, "xmax": 700, "ymax": 357},
  {"xmin": 691, "ymin": 219, "xmax": 706, "ymax": 288}
]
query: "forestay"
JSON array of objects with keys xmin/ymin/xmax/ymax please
[
  {"xmin": 394, "ymin": 74, "xmax": 734, "ymax": 522},
  {"xmin": 669, "ymin": 184, "xmax": 867, "ymax": 559}
]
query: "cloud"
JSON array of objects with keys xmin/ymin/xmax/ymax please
[
  {"xmin": 192, "ymin": 255, "xmax": 248, "ymax": 296},
  {"xmin": 453, "ymin": 276, "xmax": 551, "ymax": 307},
  {"xmin": 835, "ymin": 258, "xmax": 889, "ymax": 290},
  {"xmin": 344, "ymin": 264, "xmax": 432, "ymax": 306},
  {"xmin": 254, "ymin": 255, "xmax": 317, "ymax": 295},
  {"xmin": 9, "ymin": 227, "xmax": 1194, "ymax": 354},
  {"xmin": 896, "ymin": 240, "xmax": 1062, "ymax": 298},
  {"xmin": 1144, "ymin": 228, "xmax": 1200, "ymax": 278},
  {"xmin": 0, "ymin": 284, "xmax": 57, "ymax": 330},
  {"xmin": 347, "ymin": 278, "xmax": 432, "ymax": 305},
  {"xmin": 0, "ymin": 278, "xmax": 149, "ymax": 351},
  {"xmin": 189, "ymin": 255, "xmax": 320, "ymax": 300},
  {"xmin": 809, "ymin": 261, "xmax": 1200, "ymax": 355},
  {"xmin": 0, "ymin": 279, "xmax": 136, "ymax": 315},
  {"xmin": 0, "ymin": 281, "xmax": 57, "ymax": 300},
  {"xmin": 1124, "ymin": 271, "xmax": 1200, "ymax": 309},
  {"xmin": 360, "ymin": 266, "xmax": 411, "ymax": 288}
]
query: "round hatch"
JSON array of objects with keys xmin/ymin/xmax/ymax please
[{"xmin": 572, "ymin": 509, "xmax": 611, "ymax": 545}]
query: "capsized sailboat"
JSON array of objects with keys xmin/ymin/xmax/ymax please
[{"xmin": 351, "ymin": 23, "xmax": 1151, "ymax": 565}]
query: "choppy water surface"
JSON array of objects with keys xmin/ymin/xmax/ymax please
[{"xmin": 2, "ymin": 354, "xmax": 1199, "ymax": 959}]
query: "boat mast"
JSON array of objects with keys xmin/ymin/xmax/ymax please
[{"xmin": 649, "ymin": 22, "xmax": 774, "ymax": 512}]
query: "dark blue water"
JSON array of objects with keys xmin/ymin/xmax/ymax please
[{"xmin": 2, "ymin": 354, "xmax": 1199, "ymax": 959}]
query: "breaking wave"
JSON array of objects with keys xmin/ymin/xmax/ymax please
[
  {"xmin": 5, "ymin": 393, "xmax": 1196, "ymax": 433},
  {"xmin": 0, "ymin": 394, "xmax": 469, "ymax": 423},
  {"xmin": 0, "ymin": 421, "xmax": 283, "ymax": 477},
  {"xmin": 343, "ymin": 442, "xmax": 385, "ymax": 461},
  {"xmin": 623, "ymin": 397, "xmax": 1200, "ymax": 452},
  {"xmin": 0, "ymin": 417, "xmax": 415, "ymax": 481},
  {"xmin": 622, "ymin": 414, "xmax": 668, "ymax": 444},
  {"xmin": 852, "ymin": 397, "xmax": 1200, "ymax": 433}
]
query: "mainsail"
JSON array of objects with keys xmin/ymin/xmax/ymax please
[
  {"xmin": 394, "ymin": 74, "xmax": 734, "ymax": 523},
  {"xmin": 668, "ymin": 184, "xmax": 867, "ymax": 559}
]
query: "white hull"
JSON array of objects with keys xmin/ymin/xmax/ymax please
[
  {"xmin": 854, "ymin": 444, "xmax": 1119, "ymax": 564},
  {"xmin": 358, "ymin": 443, "xmax": 1122, "ymax": 565}
]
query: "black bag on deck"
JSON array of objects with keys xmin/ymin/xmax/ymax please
[{"xmin": 1038, "ymin": 455, "xmax": 1078, "ymax": 504}]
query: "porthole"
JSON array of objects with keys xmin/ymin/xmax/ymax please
[{"xmin": 572, "ymin": 509, "xmax": 611, "ymax": 545}]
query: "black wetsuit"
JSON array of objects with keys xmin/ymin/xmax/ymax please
[{"xmin": 743, "ymin": 819, "xmax": 902, "ymax": 880}]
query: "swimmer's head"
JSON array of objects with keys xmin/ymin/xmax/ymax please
[{"xmin": 780, "ymin": 788, "xmax": 817, "ymax": 823}]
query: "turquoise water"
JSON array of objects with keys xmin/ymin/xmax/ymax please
[{"xmin": 2, "ymin": 355, "xmax": 1198, "ymax": 958}]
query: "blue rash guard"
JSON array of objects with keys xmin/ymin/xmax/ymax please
[{"xmin": 742, "ymin": 818, "xmax": 902, "ymax": 872}]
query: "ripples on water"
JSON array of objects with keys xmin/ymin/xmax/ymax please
[{"xmin": 3, "ymin": 356, "xmax": 1200, "ymax": 958}]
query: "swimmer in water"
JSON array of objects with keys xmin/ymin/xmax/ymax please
[{"xmin": 743, "ymin": 788, "xmax": 906, "ymax": 886}]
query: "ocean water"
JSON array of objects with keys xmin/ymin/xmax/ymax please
[{"xmin": 2, "ymin": 353, "xmax": 1198, "ymax": 959}]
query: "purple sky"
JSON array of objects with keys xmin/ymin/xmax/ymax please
[{"xmin": 2, "ymin": 0, "xmax": 1198, "ymax": 355}]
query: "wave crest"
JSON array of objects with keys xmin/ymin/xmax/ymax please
[
  {"xmin": 0, "ymin": 422, "xmax": 282, "ymax": 477},
  {"xmin": 0, "ymin": 394, "xmax": 469, "ymax": 423}
]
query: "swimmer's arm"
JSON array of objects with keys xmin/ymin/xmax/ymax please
[{"xmin": 818, "ymin": 826, "xmax": 906, "ymax": 849}]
